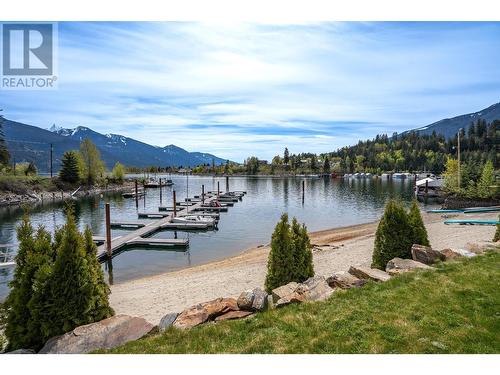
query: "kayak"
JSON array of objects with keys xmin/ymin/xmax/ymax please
[{"xmin": 444, "ymin": 219, "xmax": 499, "ymax": 226}]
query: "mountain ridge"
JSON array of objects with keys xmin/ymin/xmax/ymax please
[{"xmin": 3, "ymin": 120, "xmax": 227, "ymax": 172}]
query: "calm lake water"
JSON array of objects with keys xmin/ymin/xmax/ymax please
[{"xmin": 0, "ymin": 175, "xmax": 423, "ymax": 301}]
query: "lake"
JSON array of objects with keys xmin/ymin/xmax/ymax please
[{"xmin": 0, "ymin": 175, "xmax": 422, "ymax": 301}]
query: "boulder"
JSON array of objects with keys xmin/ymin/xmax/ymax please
[
  {"xmin": 158, "ymin": 313, "xmax": 179, "ymax": 332},
  {"xmin": 440, "ymin": 248, "xmax": 462, "ymax": 261},
  {"xmin": 237, "ymin": 290, "xmax": 254, "ymax": 311},
  {"xmin": 411, "ymin": 244, "xmax": 445, "ymax": 265},
  {"xmin": 39, "ymin": 315, "xmax": 155, "ymax": 354},
  {"xmin": 251, "ymin": 288, "xmax": 268, "ymax": 311},
  {"xmin": 301, "ymin": 276, "xmax": 334, "ymax": 301},
  {"xmin": 385, "ymin": 257, "xmax": 432, "ymax": 275},
  {"xmin": 173, "ymin": 297, "xmax": 239, "ymax": 330},
  {"xmin": 348, "ymin": 266, "xmax": 391, "ymax": 282},
  {"xmin": 214, "ymin": 310, "xmax": 254, "ymax": 322},
  {"xmin": 271, "ymin": 282, "xmax": 299, "ymax": 303},
  {"xmin": 326, "ymin": 272, "xmax": 366, "ymax": 289},
  {"xmin": 7, "ymin": 349, "xmax": 36, "ymax": 354}
]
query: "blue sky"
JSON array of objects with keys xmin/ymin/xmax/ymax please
[{"xmin": 1, "ymin": 21, "xmax": 499, "ymax": 161}]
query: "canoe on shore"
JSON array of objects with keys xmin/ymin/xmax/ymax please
[{"xmin": 428, "ymin": 206, "xmax": 500, "ymax": 214}]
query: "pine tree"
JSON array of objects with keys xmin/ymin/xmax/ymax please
[
  {"xmin": 59, "ymin": 151, "xmax": 81, "ymax": 183},
  {"xmin": 477, "ymin": 160, "xmax": 495, "ymax": 199},
  {"xmin": 284, "ymin": 147, "xmax": 290, "ymax": 165},
  {"xmin": 0, "ymin": 110, "xmax": 10, "ymax": 167},
  {"xmin": 323, "ymin": 156, "xmax": 331, "ymax": 174},
  {"xmin": 372, "ymin": 200, "xmax": 414, "ymax": 269},
  {"xmin": 265, "ymin": 214, "xmax": 293, "ymax": 292},
  {"xmin": 408, "ymin": 200, "xmax": 430, "ymax": 247}
]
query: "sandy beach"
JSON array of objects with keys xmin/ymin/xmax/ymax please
[{"xmin": 109, "ymin": 211, "xmax": 498, "ymax": 324}]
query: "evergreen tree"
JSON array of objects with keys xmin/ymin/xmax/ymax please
[
  {"xmin": 408, "ymin": 200, "xmax": 430, "ymax": 247},
  {"xmin": 59, "ymin": 151, "xmax": 81, "ymax": 184},
  {"xmin": 477, "ymin": 160, "xmax": 495, "ymax": 198},
  {"xmin": 5, "ymin": 216, "xmax": 53, "ymax": 350},
  {"xmin": 323, "ymin": 156, "xmax": 331, "ymax": 174},
  {"xmin": 41, "ymin": 206, "xmax": 112, "ymax": 338},
  {"xmin": 0, "ymin": 110, "xmax": 10, "ymax": 167},
  {"xmin": 290, "ymin": 218, "xmax": 314, "ymax": 281},
  {"xmin": 372, "ymin": 200, "xmax": 414, "ymax": 269},
  {"xmin": 83, "ymin": 227, "xmax": 114, "ymax": 321},
  {"xmin": 265, "ymin": 214, "xmax": 293, "ymax": 292},
  {"xmin": 284, "ymin": 147, "xmax": 290, "ymax": 165}
]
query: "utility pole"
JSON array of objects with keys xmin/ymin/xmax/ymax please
[
  {"xmin": 457, "ymin": 129, "xmax": 461, "ymax": 189},
  {"xmin": 50, "ymin": 143, "xmax": 53, "ymax": 178}
]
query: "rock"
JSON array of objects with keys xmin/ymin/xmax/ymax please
[
  {"xmin": 411, "ymin": 244, "xmax": 445, "ymax": 265},
  {"xmin": 453, "ymin": 249, "xmax": 477, "ymax": 258},
  {"xmin": 158, "ymin": 313, "xmax": 179, "ymax": 332},
  {"xmin": 237, "ymin": 290, "xmax": 255, "ymax": 310},
  {"xmin": 173, "ymin": 297, "xmax": 239, "ymax": 330},
  {"xmin": 7, "ymin": 349, "xmax": 36, "ymax": 354},
  {"xmin": 251, "ymin": 288, "xmax": 268, "ymax": 311},
  {"xmin": 440, "ymin": 248, "xmax": 462, "ymax": 260},
  {"xmin": 301, "ymin": 276, "xmax": 334, "ymax": 301},
  {"xmin": 271, "ymin": 282, "xmax": 299, "ymax": 303},
  {"xmin": 385, "ymin": 257, "xmax": 432, "ymax": 275},
  {"xmin": 39, "ymin": 315, "xmax": 155, "ymax": 354},
  {"xmin": 214, "ymin": 310, "xmax": 254, "ymax": 322},
  {"xmin": 326, "ymin": 272, "xmax": 366, "ymax": 289},
  {"xmin": 348, "ymin": 266, "xmax": 391, "ymax": 282}
]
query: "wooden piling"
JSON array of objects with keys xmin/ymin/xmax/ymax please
[
  {"xmin": 425, "ymin": 180, "xmax": 428, "ymax": 195},
  {"xmin": 226, "ymin": 175, "xmax": 229, "ymax": 192},
  {"xmin": 135, "ymin": 179, "xmax": 139, "ymax": 208},
  {"xmin": 302, "ymin": 180, "xmax": 305, "ymax": 204},
  {"xmin": 202, "ymin": 184, "xmax": 205, "ymax": 203},
  {"xmin": 217, "ymin": 181, "xmax": 220, "ymax": 197},
  {"xmin": 105, "ymin": 203, "xmax": 112, "ymax": 257},
  {"xmin": 61, "ymin": 190, "xmax": 64, "ymax": 200},
  {"xmin": 159, "ymin": 178, "xmax": 163, "ymax": 204},
  {"xmin": 173, "ymin": 190, "xmax": 177, "ymax": 217}
]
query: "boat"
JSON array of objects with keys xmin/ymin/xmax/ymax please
[
  {"xmin": 165, "ymin": 179, "xmax": 174, "ymax": 186},
  {"xmin": 144, "ymin": 178, "xmax": 160, "ymax": 188},
  {"xmin": 415, "ymin": 177, "xmax": 444, "ymax": 199},
  {"xmin": 172, "ymin": 215, "xmax": 217, "ymax": 227}
]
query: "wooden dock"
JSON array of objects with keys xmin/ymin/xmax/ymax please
[
  {"xmin": 110, "ymin": 222, "xmax": 146, "ymax": 229},
  {"xmin": 96, "ymin": 192, "xmax": 242, "ymax": 260}
]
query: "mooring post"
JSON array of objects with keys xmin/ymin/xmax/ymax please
[
  {"xmin": 425, "ymin": 180, "xmax": 428, "ymax": 195},
  {"xmin": 202, "ymin": 184, "xmax": 205, "ymax": 203},
  {"xmin": 52, "ymin": 192, "xmax": 55, "ymax": 201},
  {"xmin": 61, "ymin": 190, "xmax": 64, "ymax": 200},
  {"xmin": 173, "ymin": 190, "xmax": 177, "ymax": 217},
  {"xmin": 105, "ymin": 203, "xmax": 112, "ymax": 257},
  {"xmin": 217, "ymin": 181, "xmax": 220, "ymax": 198},
  {"xmin": 159, "ymin": 178, "xmax": 163, "ymax": 204},
  {"xmin": 134, "ymin": 179, "xmax": 139, "ymax": 208},
  {"xmin": 302, "ymin": 180, "xmax": 305, "ymax": 203},
  {"xmin": 226, "ymin": 175, "xmax": 229, "ymax": 193}
]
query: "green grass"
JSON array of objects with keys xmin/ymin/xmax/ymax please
[{"xmin": 99, "ymin": 251, "xmax": 500, "ymax": 354}]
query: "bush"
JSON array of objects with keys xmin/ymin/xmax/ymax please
[
  {"xmin": 372, "ymin": 200, "xmax": 414, "ymax": 270},
  {"xmin": 265, "ymin": 214, "xmax": 314, "ymax": 292},
  {"xmin": 408, "ymin": 200, "xmax": 430, "ymax": 247}
]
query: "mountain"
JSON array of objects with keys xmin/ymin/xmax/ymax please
[
  {"xmin": 3, "ymin": 120, "xmax": 227, "ymax": 172},
  {"xmin": 405, "ymin": 102, "xmax": 500, "ymax": 138}
]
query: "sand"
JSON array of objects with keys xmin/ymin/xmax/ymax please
[{"xmin": 109, "ymin": 211, "xmax": 498, "ymax": 324}]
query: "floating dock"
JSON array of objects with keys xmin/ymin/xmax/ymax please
[
  {"xmin": 138, "ymin": 212, "xmax": 171, "ymax": 218},
  {"xmin": 161, "ymin": 222, "xmax": 211, "ymax": 230},
  {"xmin": 158, "ymin": 206, "xmax": 186, "ymax": 212},
  {"xmin": 125, "ymin": 237, "xmax": 189, "ymax": 248},
  {"xmin": 444, "ymin": 219, "xmax": 500, "ymax": 226},
  {"xmin": 110, "ymin": 222, "xmax": 146, "ymax": 229}
]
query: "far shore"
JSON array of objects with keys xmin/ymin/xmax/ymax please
[{"xmin": 109, "ymin": 211, "xmax": 498, "ymax": 324}]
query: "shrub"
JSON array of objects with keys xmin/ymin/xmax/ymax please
[
  {"xmin": 265, "ymin": 214, "xmax": 314, "ymax": 292},
  {"xmin": 477, "ymin": 160, "xmax": 495, "ymax": 199},
  {"xmin": 408, "ymin": 200, "xmax": 430, "ymax": 247},
  {"xmin": 372, "ymin": 200, "xmax": 414, "ymax": 270},
  {"xmin": 494, "ymin": 215, "xmax": 500, "ymax": 242}
]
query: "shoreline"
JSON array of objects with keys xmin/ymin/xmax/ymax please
[{"xmin": 109, "ymin": 211, "xmax": 497, "ymax": 324}]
